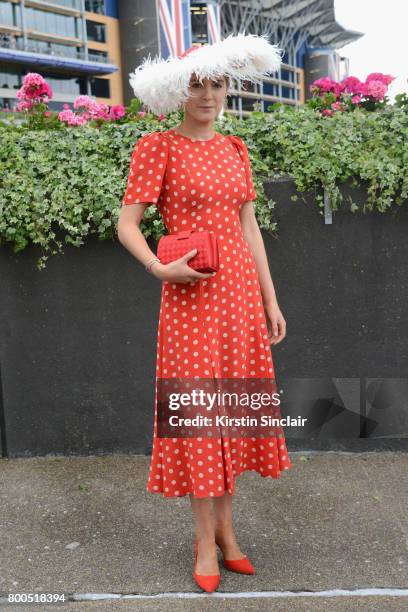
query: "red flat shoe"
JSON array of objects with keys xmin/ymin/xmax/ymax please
[
  {"xmin": 215, "ymin": 537, "xmax": 255, "ymax": 575},
  {"xmin": 193, "ymin": 540, "xmax": 221, "ymax": 592}
]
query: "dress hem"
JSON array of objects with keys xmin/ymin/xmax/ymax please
[{"xmin": 147, "ymin": 462, "xmax": 292, "ymax": 498}]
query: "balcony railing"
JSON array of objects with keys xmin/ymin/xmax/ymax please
[
  {"xmin": 26, "ymin": 0, "xmax": 80, "ymax": 9},
  {"xmin": 0, "ymin": 37, "xmax": 114, "ymax": 65}
]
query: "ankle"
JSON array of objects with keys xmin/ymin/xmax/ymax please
[
  {"xmin": 215, "ymin": 522, "xmax": 233, "ymax": 533},
  {"xmin": 196, "ymin": 534, "xmax": 216, "ymax": 546},
  {"xmin": 214, "ymin": 525, "xmax": 236, "ymax": 543}
]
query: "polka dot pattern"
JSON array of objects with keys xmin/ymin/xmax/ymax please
[{"xmin": 122, "ymin": 129, "xmax": 292, "ymax": 498}]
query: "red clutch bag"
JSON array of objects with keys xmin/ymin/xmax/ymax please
[{"xmin": 157, "ymin": 229, "xmax": 219, "ymax": 273}]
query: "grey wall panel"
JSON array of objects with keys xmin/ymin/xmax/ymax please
[
  {"xmin": 117, "ymin": 0, "xmax": 160, "ymax": 105},
  {"xmin": 1, "ymin": 180, "xmax": 407, "ymax": 456},
  {"xmin": 304, "ymin": 51, "xmax": 338, "ymax": 100},
  {"xmin": 0, "ymin": 234, "xmax": 161, "ymax": 457}
]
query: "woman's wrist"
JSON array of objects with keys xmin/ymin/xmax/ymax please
[
  {"xmin": 145, "ymin": 257, "xmax": 161, "ymax": 273},
  {"xmin": 149, "ymin": 261, "xmax": 166, "ymax": 279},
  {"xmin": 263, "ymin": 295, "xmax": 278, "ymax": 308}
]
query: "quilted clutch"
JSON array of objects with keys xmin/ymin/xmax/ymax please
[{"xmin": 157, "ymin": 229, "xmax": 219, "ymax": 273}]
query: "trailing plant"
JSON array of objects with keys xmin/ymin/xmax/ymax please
[{"xmin": 0, "ymin": 102, "xmax": 407, "ymax": 269}]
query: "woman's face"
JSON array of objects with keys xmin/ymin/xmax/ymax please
[{"xmin": 183, "ymin": 74, "xmax": 228, "ymax": 122}]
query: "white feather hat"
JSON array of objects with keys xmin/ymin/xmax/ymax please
[{"xmin": 129, "ymin": 33, "xmax": 283, "ymax": 116}]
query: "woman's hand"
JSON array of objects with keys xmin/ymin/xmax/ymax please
[
  {"xmin": 264, "ymin": 300, "xmax": 286, "ymax": 345},
  {"xmin": 151, "ymin": 248, "xmax": 216, "ymax": 285}
]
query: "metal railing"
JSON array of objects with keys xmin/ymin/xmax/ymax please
[
  {"xmin": 0, "ymin": 37, "xmax": 114, "ymax": 64},
  {"xmin": 25, "ymin": 0, "xmax": 80, "ymax": 9}
]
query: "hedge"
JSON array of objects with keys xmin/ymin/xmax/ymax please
[{"xmin": 0, "ymin": 104, "xmax": 407, "ymax": 269}]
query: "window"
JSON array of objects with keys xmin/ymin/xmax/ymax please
[
  {"xmin": 90, "ymin": 77, "xmax": 110, "ymax": 98},
  {"xmin": 0, "ymin": 66, "xmax": 87, "ymax": 97},
  {"xmin": 0, "ymin": 66, "xmax": 20, "ymax": 89},
  {"xmin": 0, "ymin": 0, "xmax": 15, "ymax": 26},
  {"xmin": 28, "ymin": 71, "xmax": 86, "ymax": 95},
  {"xmin": 88, "ymin": 48, "xmax": 108, "ymax": 62},
  {"xmin": 85, "ymin": 0, "xmax": 105, "ymax": 14},
  {"xmin": 24, "ymin": 8, "xmax": 77, "ymax": 38},
  {"xmin": 86, "ymin": 20, "xmax": 106, "ymax": 43}
]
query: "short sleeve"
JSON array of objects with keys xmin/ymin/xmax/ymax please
[
  {"xmin": 121, "ymin": 132, "xmax": 168, "ymax": 207},
  {"xmin": 227, "ymin": 135, "xmax": 257, "ymax": 202}
]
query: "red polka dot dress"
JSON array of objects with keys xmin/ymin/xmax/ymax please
[{"xmin": 122, "ymin": 128, "xmax": 292, "ymax": 498}]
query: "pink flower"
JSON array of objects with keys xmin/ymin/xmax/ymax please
[
  {"xmin": 17, "ymin": 100, "xmax": 34, "ymax": 112},
  {"xmin": 351, "ymin": 95, "xmax": 362, "ymax": 104},
  {"xmin": 342, "ymin": 76, "xmax": 363, "ymax": 95},
  {"xmin": 321, "ymin": 109, "xmax": 334, "ymax": 117},
  {"xmin": 362, "ymin": 80, "xmax": 388, "ymax": 100},
  {"xmin": 158, "ymin": 114, "xmax": 166, "ymax": 121},
  {"xmin": 58, "ymin": 109, "xmax": 88, "ymax": 126},
  {"xmin": 63, "ymin": 103, "xmax": 71, "ymax": 110},
  {"xmin": 58, "ymin": 109, "xmax": 75, "ymax": 122},
  {"xmin": 109, "ymin": 104, "xmax": 126, "ymax": 120},
  {"xmin": 333, "ymin": 82, "xmax": 345, "ymax": 97},
  {"xmin": 366, "ymin": 72, "xmax": 395, "ymax": 86},
  {"xmin": 44, "ymin": 111, "xmax": 52, "ymax": 117},
  {"xmin": 18, "ymin": 73, "xmax": 53, "ymax": 102},
  {"xmin": 138, "ymin": 111, "xmax": 146, "ymax": 117},
  {"xmin": 40, "ymin": 82, "xmax": 53, "ymax": 99},
  {"xmin": 331, "ymin": 102, "xmax": 342, "ymax": 111},
  {"xmin": 22, "ymin": 72, "xmax": 45, "ymax": 88},
  {"xmin": 69, "ymin": 115, "xmax": 87, "ymax": 126},
  {"xmin": 73, "ymin": 95, "xmax": 111, "ymax": 120},
  {"xmin": 73, "ymin": 95, "xmax": 95, "ymax": 110},
  {"xmin": 58, "ymin": 109, "xmax": 83, "ymax": 125},
  {"xmin": 93, "ymin": 102, "xmax": 110, "ymax": 120},
  {"xmin": 311, "ymin": 77, "xmax": 338, "ymax": 94}
]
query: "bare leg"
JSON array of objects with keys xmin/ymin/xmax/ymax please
[
  {"xmin": 189, "ymin": 494, "xmax": 219, "ymax": 575},
  {"xmin": 213, "ymin": 492, "xmax": 245, "ymax": 560}
]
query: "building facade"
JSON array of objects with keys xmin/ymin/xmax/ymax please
[
  {"xmin": 0, "ymin": 0, "xmax": 121, "ymax": 110},
  {"xmin": 0, "ymin": 0, "xmax": 363, "ymax": 115}
]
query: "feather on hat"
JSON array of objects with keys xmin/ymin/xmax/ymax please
[{"xmin": 129, "ymin": 33, "xmax": 283, "ymax": 116}]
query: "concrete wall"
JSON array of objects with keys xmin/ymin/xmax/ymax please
[{"xmin": 1, "ymin": 179, "xmax": 407, "ymax": 457}]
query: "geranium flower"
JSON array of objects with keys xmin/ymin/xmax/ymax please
[
  {"xmin": 342, "ymin": 76, "xmax": 363, "ymax": 95},
  {"xmin": 365, "ymin": 73, "xmax": 395, "ymax": 86},
  {"xmin": 73, "ymin": 95, "xmax": 95, "ymax": 110},
  {"xmin": 361, "ymin": 80, "xmax": 388, "ymax": 100},
  {"xmin": 58, "ymin": 109, "xmax": 88, "ymax": 126},
  {"xmin": 311, "ymin": 77, "xmax": 338, "ymax": 94},
  {"xmin": 17, "ymin": 100, "xmax": 34, "ymax": 112},
  {"xmin": 17, "ymin": 73, "xmax": 53, "ymax": 102},
  {"xmin": 109, "ymin": 104, "xmax": 126, "ymax": 120}
]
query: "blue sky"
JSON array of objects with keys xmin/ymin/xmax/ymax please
[{"xmin": 334, "ymin": 0, "xmax": 408, "ymax": 101}]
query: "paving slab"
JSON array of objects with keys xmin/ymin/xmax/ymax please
[
  {"xmin": 3, "ymin": 595, "xmax": 408, "ymax": 612},
  {"xmin": 0, "ymin": 451, "xmax": 407, "ymax": 611}
]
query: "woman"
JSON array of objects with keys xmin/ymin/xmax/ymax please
[{"xmin": 117, "ymin": 34, "xmax": 292, "ymax": 593}]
